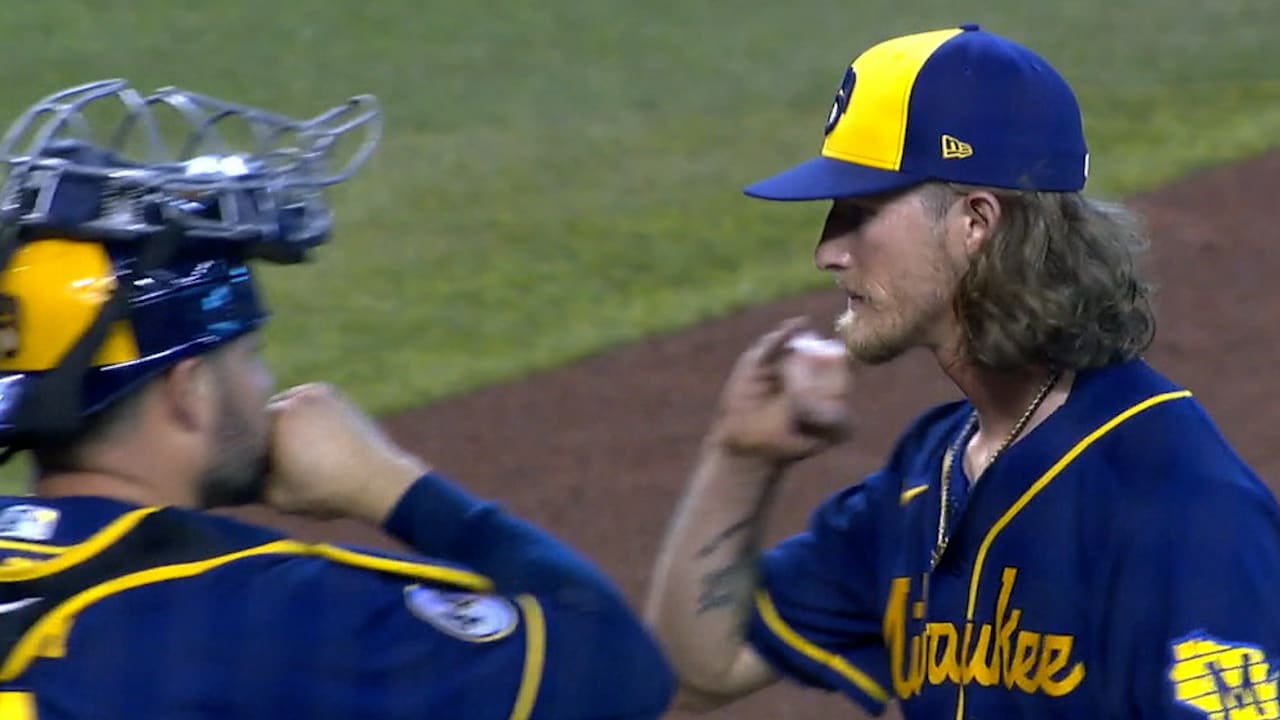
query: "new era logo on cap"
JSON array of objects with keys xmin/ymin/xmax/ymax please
[
  {"xmin": 941, "ymin": 135, "xmax": 973, "ymax": 160},
  {"xmin": 743, "ymin": 24, "xmax": 1088, "ymax": 201}
]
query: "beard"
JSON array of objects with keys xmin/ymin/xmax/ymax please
[
  {"xmin": 196, "ymin": 399, "xmax": 269, "ymax": 509},
  {"xmin": 835, "ymin": 268, "xmax": 961, "ymax": 366},
  {"xmin": 835, "ymin": 304, "xmax": 931, "ymax": 365}
]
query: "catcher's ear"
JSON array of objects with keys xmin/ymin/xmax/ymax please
[{"xmin": 160, "ymin": 357, "xmax": 217, "ymax": 432}]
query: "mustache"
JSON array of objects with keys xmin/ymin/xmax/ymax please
[{"xmin": 834, "ymin": 308, "xmax": 855, "ymax": 335}]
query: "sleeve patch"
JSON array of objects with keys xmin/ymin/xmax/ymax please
[
  {"xmin": 1168, "ymin": 632, "xmax": 1280, "ymax": 719},
  {"xmin": 404, "ymin": 584, "xmax": 519, "ymax": 643},
  {"xmin": 0, "ymin": 506, "xmax": 59, "ymax": 541}
]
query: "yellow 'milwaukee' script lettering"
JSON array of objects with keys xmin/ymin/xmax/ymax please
[
  {"xmin": 1169, "ymin": 634, "xmax": 1280, "ymax": 719},
  {"xmin": 882, "ymin": 567, "xmax": 1085, "ymax": 698}
]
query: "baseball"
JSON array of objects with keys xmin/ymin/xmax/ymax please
[
  {"xmin": 781, "ymin": 332, "xmax": 850, "ymax": 429},
  {"xmin": 785, "ymin": 331, "xmax": 846, "ymax": 358}
]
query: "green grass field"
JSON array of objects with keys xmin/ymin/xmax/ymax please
[{"xmin": 0, "ymin": 1, "xmax": 1278, "ymax": 490}]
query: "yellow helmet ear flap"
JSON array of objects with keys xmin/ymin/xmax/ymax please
[{"xmin": 0, "ymin": 240, "xmax": 139, "ymax": 373}]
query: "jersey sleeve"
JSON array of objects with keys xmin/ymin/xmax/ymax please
[
  {"xmin": 382, "ymin": 472, "xmax": 617, "ymax": 599},
  {"xmin": 1100, "ymin": 475, "xmax": 1280, "ymax": 720},
  {"xmin": 260, "ymin": 558, "xmax": 674, "ymax": 720},
  {"xmin": 746, "ymin": 475, "xmax": 894, "ymax": 716}
]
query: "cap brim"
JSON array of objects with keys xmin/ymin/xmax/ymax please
[{"xmin": 743, "ymin": 156, "xmax": 924, "ymax": 201}]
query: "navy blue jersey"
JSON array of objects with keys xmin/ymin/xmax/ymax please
[
  {"xmin": 748, "ymin": 359, "xmax": 1280, "ymax": 719},
  {"xmin": 0, "ymin": 475, "xmax": 674, "ymax": 719}
]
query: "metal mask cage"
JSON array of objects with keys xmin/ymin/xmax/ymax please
[
  {"xmin": 0, "ymin": 78, "xmax": 383, "ymax": 264},
  {"xmin": 0, "ymin": 79, "xmax": 383, "ymax": 455}
]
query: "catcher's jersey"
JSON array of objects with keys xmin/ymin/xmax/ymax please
[
  {"xmin": 0, "ymin": 482, "xmax": 672, "ymax": 719},
  {"xmin": 748, "ymin": 359, "xmax": 1280, "ymax": 719}
]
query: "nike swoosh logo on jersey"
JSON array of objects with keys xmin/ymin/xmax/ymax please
[
  {"xmin": 0, "ymin": 597, "xmax": 42, "ymax": 614},
  {"xmin": 899, "ymin": 484, "xmax": 929, "ymax": 505}
]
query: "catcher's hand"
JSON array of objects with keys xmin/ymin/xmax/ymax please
[{"xmin": 264, "ymin": 382, "xmax": 427, "ymax": 524}]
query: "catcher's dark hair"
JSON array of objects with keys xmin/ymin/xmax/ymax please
[
  {"xmin": 30, "ymin": 340, "xmax": 237, "ymax": 476},
  {"xmin": 924, "ymin": 183, "xmax": 1157, "ymax": 371},
  {"xmin": 30, "ymin": 382, "xmax": 149, "ymax": 475}
]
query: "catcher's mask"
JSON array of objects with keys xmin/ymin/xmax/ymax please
[{"xmin": 0, "ymin": 79, "xmax": 381, "ymax": 458}]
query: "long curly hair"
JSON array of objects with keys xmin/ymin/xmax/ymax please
[{"xmin": 931, "ymin": 184, "xmax": 1157, "ymax": 371}]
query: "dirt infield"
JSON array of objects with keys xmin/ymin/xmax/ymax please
[{"xmin": 226, "ymin": 151, "xmax": 1280, "ymax": 719}]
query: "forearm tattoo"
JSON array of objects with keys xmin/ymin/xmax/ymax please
[
  {"xmin": 695, "ymin": 514, "xmax": 759, "ymax": 615},
  {"xmin": 695, "ymin": 516, "xmax": 753, "ymax": 558},
  {"xmin": 697, "ymin": 557, "xmax": 757, "ymax": 614}
]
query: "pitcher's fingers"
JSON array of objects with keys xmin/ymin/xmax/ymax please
[
  {"xmin": 792, "ymin": 404, "xmax": 851, "ymax": 443},
  {"xmin": 758, "ymin": 317, "xmax": 813, "ymax": 365},
  {"xmin": 267, "ymin": 383, "xmax": 327, "ymax": 408}
]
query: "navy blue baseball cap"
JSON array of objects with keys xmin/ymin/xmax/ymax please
[{"xmin": 744, "ymin": 24, "xmax": 1089, "ymax": 201}]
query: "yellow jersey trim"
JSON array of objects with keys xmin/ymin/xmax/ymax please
[
  {"xmin": 0, "ymin": 539, "xmax": 299, "ymax": 680},
  {"xmin": 508, "ymin": 594, "xmax": 547, "ymax": 720},
  {"xmin": 0, "ymin": 508, "xmax": 159, "ymax": 581},
  {"xmin": 0, "ymin": 690, "xmax": 36, "ymax": 718},
  {"xmin": 755, "ymin": 588, "xmax": 890, "ymax": 703},
  {"xmin": 953, "ymin": 389, "xmax": 1193, "ymax": 719},
  {"xmin": 0, "ymin": 536, "xmax": 495, "ymax": 681},
  {"xmin": 310, "ymin": 543, "xmax": 491, "ymax": 591},
  {"xmin": 0, "ymin": 538, "xmax": 70, "ymax": 556}
]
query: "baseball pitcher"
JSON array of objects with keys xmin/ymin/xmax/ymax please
[{"xmin": 647, "ymin": 24, "xmax": 1280, "ymax": 720}]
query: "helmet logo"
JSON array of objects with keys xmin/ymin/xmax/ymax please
[{"xmin": 0, "ymin": 295, "xmax": 18, "ymax": 360}]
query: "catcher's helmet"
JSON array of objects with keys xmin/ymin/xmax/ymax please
[{"xmin": 0, "ymin": 79, "xmax": 382, "ymax": 454}]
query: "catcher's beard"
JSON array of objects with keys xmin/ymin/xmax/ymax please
[{"xmin": 196, "ymin": 397, "xmax": 269, "ymax": 509}]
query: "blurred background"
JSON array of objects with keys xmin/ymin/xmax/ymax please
[
  {"xmin": 2, "ymin": 2, "xmax": 1278, "ymax": 718},
  {"xmin": 0, "ymin": 1, "xmax": 1273, "ymax": 420}
]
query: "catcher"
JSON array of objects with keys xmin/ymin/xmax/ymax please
[
  {"xmin": 0, "ymin": 80, "xmax": 672, "ymax": 719},
  {"xmin": 647, "ymin": 24, "xmax": 1280, "ymax": 719}
]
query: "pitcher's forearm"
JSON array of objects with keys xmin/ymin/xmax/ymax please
[{"xmin": 646, "ymin": 444, "xmax": 783, "ymax": 691}]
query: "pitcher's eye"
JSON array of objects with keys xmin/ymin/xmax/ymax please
[{"xmin": 827, "ymin": 200, "xmax": 874, "ymax": 229}]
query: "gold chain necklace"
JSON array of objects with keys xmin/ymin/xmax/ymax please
[{"xmin": 930, "ymin": 370, "xmax": 1061, "ymax": 569}]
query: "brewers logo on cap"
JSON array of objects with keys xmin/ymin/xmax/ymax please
[
  {"xmin": 745, "ymin": 24, "xmax": 1088, "ymax": 201},
  {"xmin": 824, "ymin": 67, "xmax": 856, "ymax": 136}
]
